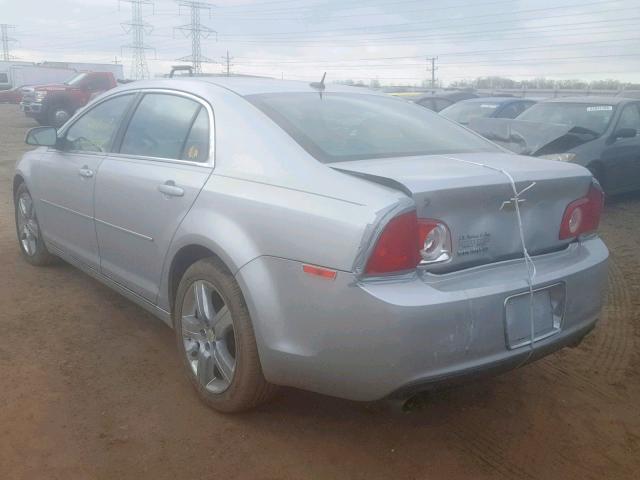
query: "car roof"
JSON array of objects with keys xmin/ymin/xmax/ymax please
[
  {"xmin": 542, "ymin": 96, "xmax": 634, "ymax": 105},
  {"xmin": 456, "ymin": 97, "xmax": 534, "ymax": 105},
  {"xmin": 121, "ymin": 76, "xmax": 388, "ymax": 97}
]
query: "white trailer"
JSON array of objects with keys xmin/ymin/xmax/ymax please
[
  {"xmin": 1, "ymin": 61, "xmax": 125, "ymax": 90},
  {"xmin": 0, "ymin": 61, "xmax": 34, "ymax": 90},
  {"xmin": 8, "ymin": 65, "xmax": 76, "ymax": 89},
  {"xmin": 41, "ymin": 62, "xmax": 124, "ymax": 80}
]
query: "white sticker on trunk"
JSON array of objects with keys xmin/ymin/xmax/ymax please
[
  {"xmin": 586, "ymin": 105, "xmax": 613, "ymax": 112},
  {"xmin": 481, "ymin": 104, "xmax": 498, "ymax": 109}
]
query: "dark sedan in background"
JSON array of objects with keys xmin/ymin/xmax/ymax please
[
  {"xmin": 468, "ymin": 97, "xmax": 640, "ymax": 194},
  {"xmin": 440, "ymin": 97, "xmax": 537, "ymax": 125}
]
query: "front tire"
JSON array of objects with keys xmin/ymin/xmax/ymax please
[
  {"xmin": 14, "ymin": 183, "xmax": 56, "ymax": 266},
  {"xmin": 587, "ymin": 162, "xmax": 607, "ymax": 193},
  {"xmin": 47, "ymin": 105, "xmax": 72, "ymax": 127},
  {"xmin": 174, "ymin": 257, "xmax": 278, "ymax": 412}
]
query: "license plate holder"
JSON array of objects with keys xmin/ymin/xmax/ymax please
[{"xmin": 504, "ymin": 283, "xmax": 565, "ymax": 349}]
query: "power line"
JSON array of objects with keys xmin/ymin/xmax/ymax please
[
  {"xmin": 216, "ymin": 0, "xmax": 619, "ymax": 37},
  {"xmin": 233, "ymin": 34, "xmax": 640, "ymax": 65},
  {"xmin": 75, "ymin": 16, "xmax": 633, "ymax": 50},
  {"xmin": 175, "ymin": 1, "xmax": 216, "ymax": 74},
  {"xmin": 1, "ymin": 24, "xmax": 17, "ymax": 61},
  {"xmin": 210, "ymin": 0, "xmax": 516, "ymax": 19},
  {"xmin": 235, "ymin": 52, "xmax": 640, "ymax": 69},
  {"xmin": 120, "ymin": 0, "xmax": 155, "ymax": 79},
  {"xmin": 229, "ymin": 68, "xmax": 640, "ymax": 82},
  {"xmin": 222, "ymin": 13, "xmax": 640, "ymax": 46}
]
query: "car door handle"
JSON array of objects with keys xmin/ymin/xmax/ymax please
[
  {"xmin": 78, "ymin": 166, "xmax": 94, "ymax": 178},
  {"xmin": 157, "ymin": 181, "xmax": 184, "ymax": 197}
]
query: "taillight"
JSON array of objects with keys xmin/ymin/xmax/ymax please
[
  {"xmin": 364, "ymin": 211, "xmax": 451, "ymax": 275},
  {"xmin": 365, "ymin": 211, "xmax": 420, "ymax": 275},
  {"xmin": 418, "ymin": 220, "xmax": 452, "ymax": 264},
  {"xmin": 559, "ymin": 183, "xmax": 603, "ymax": 240}
]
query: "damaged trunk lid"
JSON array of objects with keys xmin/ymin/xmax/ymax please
[{"xmin": 335, "ymin": 152, "xmax": 593, "ymax": 273}]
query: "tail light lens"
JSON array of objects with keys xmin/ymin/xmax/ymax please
[
  {"xmin": 365, "ymin": 211, "xmax": 420, "ymax": 275},
  {"xmin": 418, "ymin": 220, "xmax": 452, "ymax": 264},
  {"xmin": 365, "ymin": 211, "xmax": 451, "ymax": 275},
  {"xmin": 559, "ymin": 183, "xmax": 603, "ymax": 240}
]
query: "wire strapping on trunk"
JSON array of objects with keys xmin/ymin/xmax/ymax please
[{"xmin": 442, "ymin": 156, "xmax": 537, "ymax": 364}]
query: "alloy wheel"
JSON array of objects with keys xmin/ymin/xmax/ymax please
[
  {"xmin": 16, "ymin": 192, "xmax": 39, "ymax": 256},
  {"xmin": 53, "ymin": 109, "xmax": 70, "ymax": 127},
  {"xmin": 181, "ymin": 280, "xmax": 236, "ymax": 394}
]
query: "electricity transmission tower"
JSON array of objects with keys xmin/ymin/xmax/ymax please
[
  {"xmin": 1, "ymin": 24, "xmax": 17, "ymax": 61},
  {"xmin": 426, "ymin": 56, "xmax": 438, "ymax": 88},
  {"xmin": 120, "ymin": 0, "xmax": 155, "ymax": 79},
  {"xmin": 175, "ymin": 1, "xmax": 216, "ymax": 74},
  {"xmin": 221, "ymin": 50, "xmax": 233, "ymax": 76}
]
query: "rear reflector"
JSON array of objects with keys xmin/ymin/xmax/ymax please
[
  {"xmin": 303, "ymin": 264, "xmax": 337, "ymax": 280},
  {"xmin": 559, "ymin": 183, "xmax": 603, "ymax": 240}
]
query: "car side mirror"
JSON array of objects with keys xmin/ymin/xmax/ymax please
[
  {"xmin": 613, "ymin": 127, "xmax": 637, "ymax": 140},
  {"xmin": 25, "ymin": 126, "xmax": 58, "ymax": 147}
]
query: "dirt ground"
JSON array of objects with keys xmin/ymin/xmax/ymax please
[{"xmin": 0, "ymin": 103, "xmax": 638, "ymax": 480}]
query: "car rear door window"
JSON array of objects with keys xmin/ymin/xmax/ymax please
[
  {"xmin": 64, "ymin": 94, "xmax": 134, "ymax": 152},
  {"xmin": 180, "ymin": 107, "xmax": 209, "ymax": 162},
  {"xmin": 120, "ymin": 93, "xmax": 203, "ymax": 160}
]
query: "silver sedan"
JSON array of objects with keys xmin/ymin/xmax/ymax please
[{"xmin": 14, "ymin": 78, "xmax": 609, "ymax": 412}]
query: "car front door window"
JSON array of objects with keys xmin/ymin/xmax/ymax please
[{"xmin": 64, "ymin": 94, "xmax": 134, "ymax": 153}]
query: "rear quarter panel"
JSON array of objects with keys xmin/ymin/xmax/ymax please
[{"xmin": 157, "ymin": 87, "xmax": 406, "ymax": 312}]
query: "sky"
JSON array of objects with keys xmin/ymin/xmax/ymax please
[{"xmin": 1, "ymin": 0, "xmax": 639, "ymax": 85}]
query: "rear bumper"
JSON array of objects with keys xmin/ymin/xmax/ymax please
[
  {"xmin": 389, "ymin": 317, "xmax": 596, "ymax": 399},
  {"xmin": 236, "ymin": 237, "xmax": 608, "ymax": 401}
]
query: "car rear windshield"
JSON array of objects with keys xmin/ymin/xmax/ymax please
[
  {"xmin": 246, "ymin": 92, "xmax": 500, "ymax": 163},
  {"xmin": 517, "ymin": 102, "xmax": 615, "ymax": 136},
  {"xmin": 440, "ymin": 101, "xmax": 499, "ymax": 125}
]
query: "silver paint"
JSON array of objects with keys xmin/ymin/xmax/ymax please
[{"xmin": 14, "ymin": 77, "xmax": 609, "ymax": 401}]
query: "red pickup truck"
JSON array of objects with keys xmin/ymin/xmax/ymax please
[{"xmin": 20, "ymin": 71, "xmax": 118, "ymax": 127}]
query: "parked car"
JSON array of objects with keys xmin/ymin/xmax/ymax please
[
  {"xmin": 14, "ymin": 78, "xmax": 608, "ymax": 412},
  {"xmin": 617, "ymin": 90, "xmax": 640, "ymax": 99},
  {"xmin": 468, "ymin": 97, "xmax": 640, "ymax": 195},
  {"xmin": 440, "ymin": 97, "xmax": 537, "ymax": 125},
  {"xmin": 0, "ymin": 84, "xmax": 26, "ymax": 104},
  {"xmin": 413, "ymin": 91, "xmax": 478, "ymax": 112},
  {"xmin": 20, "ymin": 71, "xmax": 118, "ymax": 127}
]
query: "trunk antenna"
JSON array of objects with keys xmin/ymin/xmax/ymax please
[{"xmin": 310, "ymin": 72, "xmax": 326, "ymax": 91}]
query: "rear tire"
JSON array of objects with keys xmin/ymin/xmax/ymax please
[
  {"xmin": 14, "ymin": 183, "xmax": 57, "ymax": 266},
  {"xmin": 173, "ymin": 257, "xmax": 278, "ymax": 412}
]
